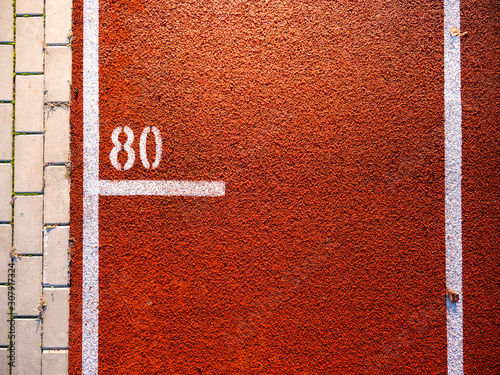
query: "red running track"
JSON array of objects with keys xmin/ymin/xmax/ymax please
[
  {"xmin": 69, "ymin": 1, "xmax": 499, "ymax": 373},
  {"xmin": 462, "ymin": 1, "xmax": 500, "ymax": 373}
]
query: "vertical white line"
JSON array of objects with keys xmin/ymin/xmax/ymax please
[
  {"xmin": 83, "ymin": 0, "xmax": 100, "ymax": 372},
  {"xmin": 444, "ymin": 0, "xmax": 463, "ymax": 374}
]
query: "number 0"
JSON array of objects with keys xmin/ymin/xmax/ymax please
[{"xmin": 140, "ymin": 126, "xmax": 162, "ymax": 169}]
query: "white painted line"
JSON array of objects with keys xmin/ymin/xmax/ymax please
[
  {"xmin": 82, "ymin": 0, "xmax": 99, "ymax": 372},
  {"xmin": 444, "ymin": 0, "xmax": 463, "ymax": 374},
  {"xmin": 99, "ymin": 180, "xmax": 226, "ymax": 196}
]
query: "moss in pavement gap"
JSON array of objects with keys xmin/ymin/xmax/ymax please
[
  {"xmin": 12, "ymin": 15, "xmax": 15, "ymax": 48},
  {"xmin": 15, "ymin": 73, "xmax": 43, "ymax": 76},
  {"xmin": 11, "ymin": 27, "xmax": 15, "ymax": 205},
  {"xmin": 13, "ymin": 132, "xmax": 43, "ymax": 135},
  {"xmin": 9, "ymin": 3, "xmax": 15, "ymax": 373}
]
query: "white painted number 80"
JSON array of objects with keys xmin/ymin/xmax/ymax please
[{"xmin": 109, "ymin": 126, "xmax": 162, "ymax": 171}]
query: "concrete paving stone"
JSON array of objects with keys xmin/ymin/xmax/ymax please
[
  {"xmin": 44, "ymin": 166, "xmax": 70, "ymax": 224},
  {"xmin": 44, "ymin": 106, "xmax": 70, "ymax": 163},
  {"xmin": 0, "ymin": 225, "xmax": 11, "ymax": 284},
  {"xmin": 45, "ymin": 0, "xmax": 73, "ymax": 45},
  {"xmin": 15, "ymin": 17, "xmax": 44, "ymax": 73},
  {"xmin": 14, "ymin": 135, "xmax": 43, "ymax": 193},
  {"xmin": 0, "ymin": 164, "xmax": 11, "ymax": 222},
  {"xmin": 43, "ymin": 226, "xmax": 69, "ymax": 286},
  {"xmin": 42, "ymin": 350, "xmax": 68, "ymax": 375},
  {"xmin": 0, "ymin": 45, "xmax": 13, "ymax": 101},
  {"xmin": 16, "ymin": 0, "xmax": 44, "ymax": 15},
  {"xmin": 15, "ymin": 75, "xmax": 44, "ymax": 133},
  {"xmin": 0, "ymin": 0, "xmax": 13, "ymax": 42},
  {"xmin": 0, "ymin": 104, "xmax": 13, "ymax": 161},
  {"xmin": 14, "ymin": 195, "xmax": 43, "ymax": 255},
  {"xmin": 0, "ymin": 347, "xmax": 8, "ymax": 374},
  {"xmin": 15, "ymin": 259, "xmax": 40, "ymax": 317},
  {"xmin": 14, "ymin": 257, "xmax": 42, "ymax": 316},
  {"xmin": 0, "ymin": 286, "xmax": 8, "ymax": 346},
  {"xmin": 45, "ymin": 47, "xmax": 72, "ymax": 103},
  {"xmin": 42, "ymin": 288, "xmax": 68, "ymax": 348},
  {"xmin": 13, "ymin": 319, "xmax": 41, "ymax": 375}
]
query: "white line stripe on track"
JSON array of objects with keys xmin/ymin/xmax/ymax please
[
  {"xmin": 444, "ymin": 0, "xmax": 463, "ymax": 374},
  {"xmin": 99, "ymin": 180, "xmax": 226, "ymax": 196},
  {"xmin": 82, "ymin": 0, "xmax": 100, "ymax": 372}
]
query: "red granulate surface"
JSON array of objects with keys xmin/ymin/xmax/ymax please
[
  {"xmin": 69, "ymin": 0, "xmax": 83, "ymax": 372},
  {"xmin": 462, "ymin": 1, "xmax": 500, "ymax": 373},
  {"xmin": 71, "ymin": 1, "xmax": 448, "ymax": 373}
]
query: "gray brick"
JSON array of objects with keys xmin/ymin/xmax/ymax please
[
  {"xmin": 42, "ymin": 288, "xmax": 68, "ymax": 348},
  {"xmin": 44, "ymin": 106, "xmax": 70, "ymax": 163},
  {"xmin": 0, "ymin": 104, "xmax": 13, "ymax": 161},
  {"xmin": 0, "ymin": 225, "xmax": 11, "ymax": 284},
  {"xmin": 15, "ymin": 17, "xmax": 44, "ymax": 73},
  {"xmin": 15, "ymin": 75, "xmax": 44, "ymax": 133},
  {"xmin": 43, "ymin": 166, "xmax": 70, "ymax": 224},
  {"xmin": 14, "ymin": 195, "xmax": 43, "ymax": 255},
  {"xmin": 0, "ymin": 0, "xmax": 13, "ymax": 42},
  {"xmin": 16, "ymin": 0, "xmax": 44, "ymax": 15},
  {"xmin": 14, "ymin": 135, "xmax": 43, "ymax": 193},
  {"xmin": 14, "ymin": 257, "xmax": 42, "ymax": 316},
  {"xmin": 0, "ymin": 45, "xmax": 13, "ymax": 101},
  {"xmin": 0, "ymin": 164, "xmax": 11, "ymax": 222},
  {"xmin": 45, "ymin": 0, "xmax": 72, "ymax": 45},
  {"xmin": 43, "ymin": 227, "xmax": 69, "ymax": 286},
  {"xmin": 13, "ymin": 319, "xmax": 41, "ymax": 375},
  {"xmin": 42, "ymin": 350, "xmax": 68, "ymax": 375},
  {"xmin": 0, "ymin": 348, "xmax": 9, "ymax": 375},
  {"xmin": 45, "ymin": 47, "xmax": 72, "ymax": 103},
  {"xmin": 0, "ymin": 286, "xmax": 8, "ymax": 346}
]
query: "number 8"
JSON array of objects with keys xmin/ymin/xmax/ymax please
[{"xmin": 110, "ymin": 126, "xmax": 135, "ymax": 171}]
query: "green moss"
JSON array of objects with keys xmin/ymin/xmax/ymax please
[
  {"xmin": 9, "ymin": 3, "xmax": 15, "ymax": 373},
  {"xmin": 15, "ymin": 72, "xmax": 43, "ymax": 76}
]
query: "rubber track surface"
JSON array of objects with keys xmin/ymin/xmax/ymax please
[
  {"xmin": 462, "ymin": 1, "xmax": 500, "ymax": 373},
  {"xmin": 69, "ymin": 1, "xmax": 500, "ymax": 373}
]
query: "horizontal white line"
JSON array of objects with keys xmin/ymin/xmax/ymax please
[{"xmin": 99, "ymin": 180, "xmax": 226, "ymax": 196}]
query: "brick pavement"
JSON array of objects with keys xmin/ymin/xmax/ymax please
[{"xmin": 0, "ymin": 0, "xmax": 72, "ymax": 373}]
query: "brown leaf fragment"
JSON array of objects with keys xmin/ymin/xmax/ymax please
[
  {"xmin": 37, "ymin": 295, "xmax": 47, "ymax": 320},
  {"xmin": 450, "ymin": 27, "xmax": 468, "ymax": 37},
  {"xmin": 447, "ymin": 289, "xmax": 460, "ymax": 303},
  {"xmin": 10, "ymin": 247, "xmax": 19, "ymax": 258}
]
